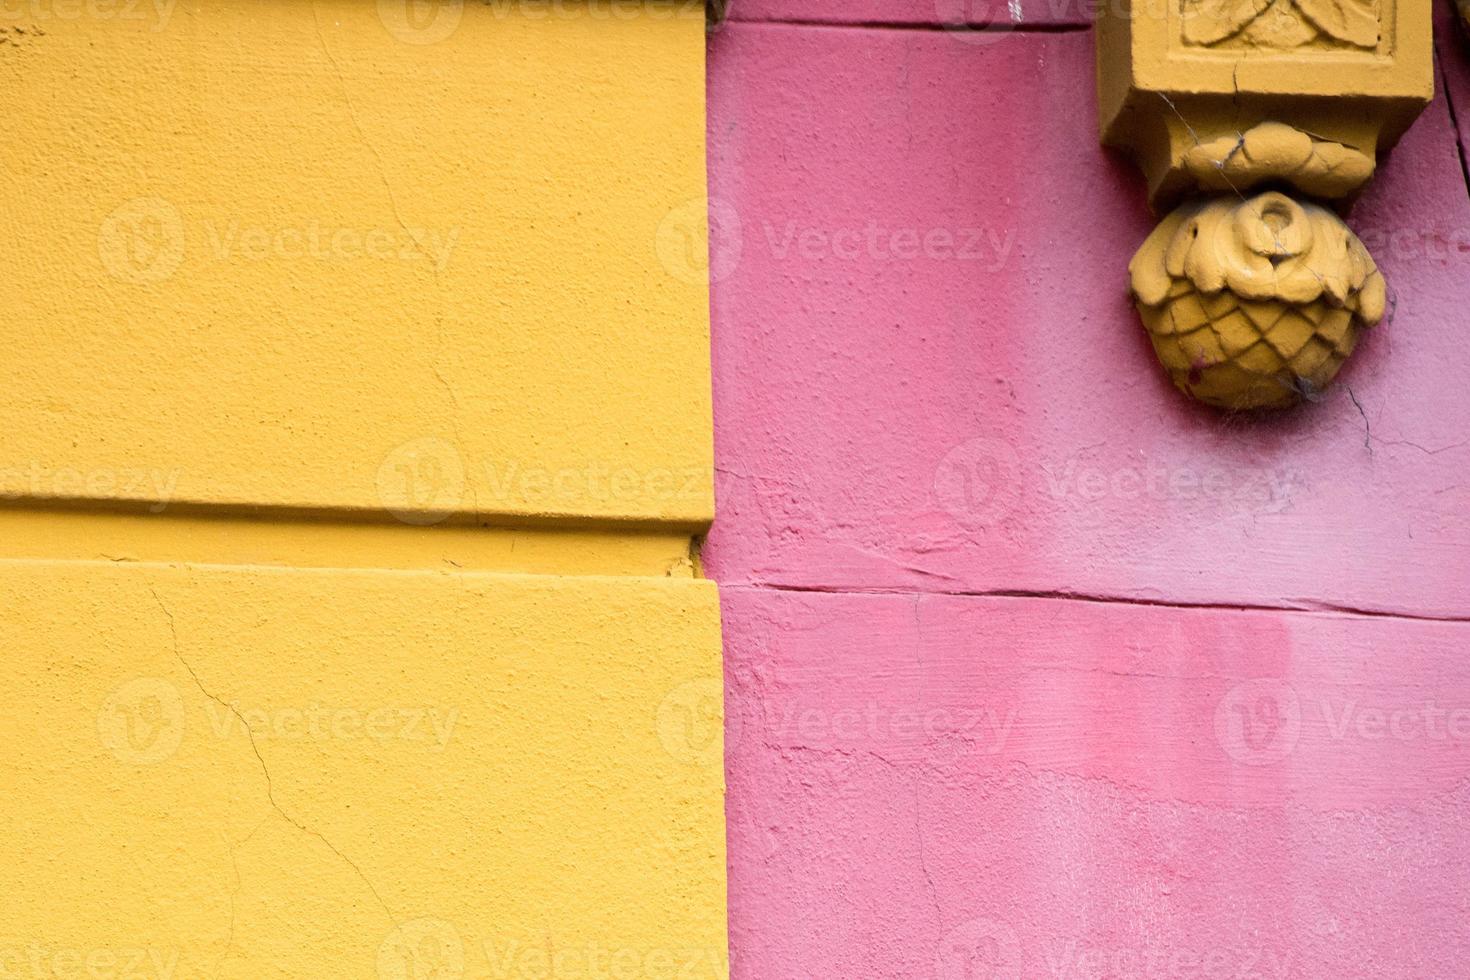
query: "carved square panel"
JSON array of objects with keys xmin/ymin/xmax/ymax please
[
  {"xmin": 1097, "ymin": 0, "xmax": 1431, "ymax": 202},
  {"xmin": 1175, "ymin": 0, "xmax": 1389, "ymax": 56}
]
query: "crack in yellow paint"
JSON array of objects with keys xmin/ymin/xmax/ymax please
[{"xmin": 0, "ymin": 1, "xmax": 724, "ymax": 975}]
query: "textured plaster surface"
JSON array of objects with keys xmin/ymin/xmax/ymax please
[
  {"xmin": 727, "ymin": 0, "xmax": 1092, "ymax": 27},
  {"xmin": 723, "ymin": 589, "xmax": 1470, "ymax": 979},
  {"xmin": 1436, "ymin": 0, "xmax": 1470, "ymax": 176},
  {"xmin": 707, "ymin": 7, "xmax": 1470, "ymax": 979},
  {"xmin": 0, "ymin": 0, "xmax": 713, "ymax": 525},
  {"xmin": 705, "ymin": 19, "xmax": 1470, "ymax": 620},
  {"xmin": 2, "ymin": 564, "xmax": 726, "ymax": 978},
  {"xmin": 0, "ymin": 1, "xmax": 727, "ymax": 974}
]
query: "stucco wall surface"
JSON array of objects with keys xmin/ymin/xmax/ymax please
[
  {"xmin": 706, "ymin": 18, "xmax": 1470, "ymax": 620},
  {"xmin": 727, "ymin": 0, "xmax": 1091, "ymax": 27},
  {"xmin": 3, "ymin": 565, "xmax": 726, "ymax": 978},
  {"xmin": 0, "ymin": 2, "xmax": 726, "ymax": 976},
  {"xmin": 707, "ymin": 5, "xmax": 1470, "ymax": 978},
  {"xmin": 0, "ymin": 0, "xmax": 713, "ymax": 526}
]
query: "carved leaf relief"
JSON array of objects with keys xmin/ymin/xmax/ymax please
[
  {"xmin": 1182, "ymin": 0, "xmax": 1276, "ymax": 45},
  {"xmin": 1181, "ymin": 0, "xmax": 1380, "ymax": 48},
  {"xmin": 1293, "ymin": 0, "xmax": 1380, "ymax": 46}
]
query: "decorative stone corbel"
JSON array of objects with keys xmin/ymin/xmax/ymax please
[{"xmin": 1096, "ymin": 0, "xmax": 1432, "ymax": 409}]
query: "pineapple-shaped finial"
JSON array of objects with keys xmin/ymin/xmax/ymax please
[
  {"xmin": 1130, "ymin": 191, "xmax": 1385, "ymax": 410},
  {"xmin": 1129, "ymin": 125, "xmax": 1387, "ymax": 411}
]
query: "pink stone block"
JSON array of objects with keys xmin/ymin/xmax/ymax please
[
  {"xmin": 705, "ymin": 23, "xmax": 1470, "ymax": 619},
  {"xmin": 708, "ymin": 13, "xmax": 1470, "ymax": 980},
  {"xmin": 728, "ymin": 0, "xmax": 1092, "ymax": 28},
  {"xmin": 723, "ymin": 587, "xmax": 1470, "ymax": 978}
]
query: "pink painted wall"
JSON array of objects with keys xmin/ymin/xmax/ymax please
[
  {"xmin": 707, "ymin": 4, "xmax": 1470, "ymax": 977},
  {"xmin": 727, "ymin": 0, "xmax": 1091, "ymax": 28}
]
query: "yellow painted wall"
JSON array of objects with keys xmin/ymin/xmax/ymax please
[
  {"xmin": 0, "ymin": 2, "xmax": 725, "ymax": 976},
  {"xmin": 0, "ymin": 0, "xmax": 713, "ymax": 525}
]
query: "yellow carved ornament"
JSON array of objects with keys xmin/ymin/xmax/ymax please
[
  {"xmin": 1181, "ymin": 0, "xmax": 1381, "ymax": 49},
  {"xmin": 1183, "ymin": 122, "xmax": 1376, "ymax": 199},
  {"xmin": 1130, "ymin": 191, "xmax": 1386, "ymax": 411}
]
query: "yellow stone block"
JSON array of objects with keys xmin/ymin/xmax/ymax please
[
  {"xmin": 0, "ymin": 0, "xmax": 725, "ymax": 973},
  {"xmin": 1, "ymin": 562, "xmax": 727, "ymax": 978},
  {"xmin": 1096, "ymin": 0, "xmax": 1432, "ymax": 204},
  {"xmin": 0, "ymin": 0, "xmax": 713, "ymax": 526}
]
